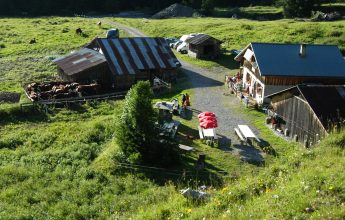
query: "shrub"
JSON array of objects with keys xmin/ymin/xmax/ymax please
[
  {"xmin": 282, "ymin": 0, "xmax": 322, "ymax": 18},
  {"xmin": 201, "ymin": 0, "xmax": 215, "ymax": 15}
]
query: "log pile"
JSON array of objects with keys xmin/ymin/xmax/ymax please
[{"xmin": 26, "ymin": 82, "xmax": 100, "ymax": 101}]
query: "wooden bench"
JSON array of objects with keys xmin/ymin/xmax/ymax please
[
  {"xmin": 198, "ymin": 126, "xmax": 204, "ymax": 139},
  {"xmin": 234, "ymin": 127, "xmax": 245, "ymax": 142},
  {"xmin": 179, "ymin": 144, "xmax": 194, "ymax": 152}
]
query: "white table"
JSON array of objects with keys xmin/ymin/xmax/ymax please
[
  {"xmin": 237, "ymin": 125, "xmax": 261, "ymax": 144},
  {"xmin": 238, "ymin": 125, "xmax": 256, "ymax": 139},
  {"xmin": 202, "ymin": 128, "xmax": 215, "ymax": 138}
]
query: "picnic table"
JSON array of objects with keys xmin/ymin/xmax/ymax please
[
  {"xmin": 235, "ymin": 125, "xmax": 261, "ymax": 145},
  {"xmin": 160, "ymin": 120, "xmax": 181, "ymax": 139},
  {"xmin": 198, "ymin": 126, "xmax": 218, "ymax": 146}
]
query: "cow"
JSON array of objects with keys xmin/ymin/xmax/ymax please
[
  {"xmin": 29, "ymin": 38, "xmax": 36, "ymax": 44},
  {"xmin": 75, "ymin": 28, "xmax": 83, "ymax": 35}
]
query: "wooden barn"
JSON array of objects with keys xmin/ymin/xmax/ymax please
[
  {"xmin": 54, "ymin": 37, "xmax": 181, "ymax": 90},
  {"xmin": 234, "ymin": 43, "xmax": 345, "ymax": 104},
  {"xmin": 266, "ymin": 85, "xmax": 345, "ymax": 146},
  {"xmin": 53, "ymin": 48, "xmax": 110, "ymax": 85},
  {"xmin": 185, "ymin": 34, "xmax": 222, "ymax": 59}
]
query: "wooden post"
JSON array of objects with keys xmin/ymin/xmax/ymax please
[{"xmin": 196, "ymin": 154, "xmax": 206, "ymax": 170}]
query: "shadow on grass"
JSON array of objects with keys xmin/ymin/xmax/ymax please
[
  {"xmin": 0, "ymin": 105, "xmax": 48, "ymax": 126},
  {"xmin": 215, "ymin": 53, "xmax": 240, "ymax": 70},
  {"xmin": 117, "ymin": 124, "xmax": 230, "ymax": 187},
  {"xmin": 232, "ymin": 143, "xmax": 265, "ymax": 166},
  {"xmin": 257, "ymin": 138, "xmax": 278, "ymax": 157}
]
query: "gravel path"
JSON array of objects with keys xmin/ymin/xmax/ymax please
[{"xmin": 101, "ymin": 19, "xmax": 265, "ymax": 164}]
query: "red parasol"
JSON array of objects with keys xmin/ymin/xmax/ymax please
[
  {"xmin": 198, "ymin": 112, "xmax": 215, "ymax": 118},
  {"xmin": 199, "ymin": 116, "xmax": 217, "ymax": 123},
  {"xmin": 200, "ymin": 120, "xmax": 218, "ymax": 129}
]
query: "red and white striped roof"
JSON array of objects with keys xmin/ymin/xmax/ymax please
[{"xmin": 94, "ymin": 37, "xmax": 181, "ymax": 76}]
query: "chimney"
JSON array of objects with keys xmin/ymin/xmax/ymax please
[{"xmin": 299, "ymin": 44, "xmax": 306, "ymax": 57}]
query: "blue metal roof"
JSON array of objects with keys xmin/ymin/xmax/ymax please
[{"xmin": 250, "ymin": 43, "xmax": 345, "ymax": 77}]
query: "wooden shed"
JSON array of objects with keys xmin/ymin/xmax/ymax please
[
  {"xmin": 54, "ymin": 37, "xmax": 181, "ymax": 90},
  {"xmin": 266, "ymin": 85, "xmax": 345, "ymax": 145},
  {"xmin": 185, "ymin": 34, "xmax": 222, "ymax": 59},
  {"xmin": 234, "ymin": 43, "xmax": 345, "ymax": 104},
  {"xmin": 53, "ymin": 48, "xmax": 111, "ymax": 85}
]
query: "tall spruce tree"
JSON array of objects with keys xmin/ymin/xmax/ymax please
[
  {"xmin": 115, "ymin": 81, "xmax": 156, "ymax": 163},
  {"xmin": 115, "ymin": 81, "xmax": 179, "ymax": 166}
]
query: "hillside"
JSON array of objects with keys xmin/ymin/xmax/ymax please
[
  {"xmin": 113, "ymin": 17, "xmax": 345, "ymax": 69},
  {"xmin": 0, "ymin": 17, "xmax": 344, "ymax": 219}
]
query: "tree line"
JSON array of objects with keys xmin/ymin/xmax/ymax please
[{"xmin": 0, "ymin": 0, "xmax": 343, "ymax": 17}]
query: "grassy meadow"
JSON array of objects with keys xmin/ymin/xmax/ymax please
[
  {"xmin": 114, "ymin": 17, "xmax": 345, "ymax": 69},
  {"xmin": 0, "ymin": 17, "xmax": 344, "ymax": 219}
]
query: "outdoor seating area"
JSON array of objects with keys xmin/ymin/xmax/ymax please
[
  {"xmin": 159, "ymin": 120, "xmax": 181, "ymax": 139},
  {"xmin": 197, "ymin": 112, "xmax": 218, "ymax": 146}
]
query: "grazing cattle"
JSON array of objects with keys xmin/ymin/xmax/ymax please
[
  {"xmin": 76, "ymin": 83, "xmax": 100, "ymax": 95},
  {"xmin": 75, "ymin": 28, "xmax": 83, "ymax": 35},
  {"xmin": 29, "ymin": 38, "xmax": 36, "ymax": 44},
  {"xmin": 29, "ymin": 91, "xmax": 38, "ymax": 101},
  {"xmin": 97, "ymin": 21, "xmax": 102, "ymax": 27}
]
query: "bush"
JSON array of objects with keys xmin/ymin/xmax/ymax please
[
  {"xmin": 282, "ymin": 0, "xmax": 322, "ymax": 18},
  {"xmin": 201, "ymin": 0, "xmax": 215, "ymax": 15}
]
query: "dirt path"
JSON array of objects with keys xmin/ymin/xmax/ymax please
[{"xmin": 100, "ymin": 19, "xmax": 265, "ymax": 164}]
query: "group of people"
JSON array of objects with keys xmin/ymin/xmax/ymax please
[{"xmin": 181, "ymin": 93, "xmax": 190, "ymax": 109}]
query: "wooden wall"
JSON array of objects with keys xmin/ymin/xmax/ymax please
[{"xmin": 272, "ymin": 96, "xmax": 327, "ymax": 144}]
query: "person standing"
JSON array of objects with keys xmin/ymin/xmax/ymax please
[
  {"xmin": 182, "ymin": 94, "xmax": 186, "ymax": 107},
  {"xmin": 185, "ymin": 93, "xmax": 190, "ymax": 106}
]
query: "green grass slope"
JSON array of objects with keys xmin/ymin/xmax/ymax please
[
  {"xmin": 113, "ymin": 17, "xmax": 345, "ymax": 69},
  {"xmin": 0, "ymin": 17, "xmax": 344, "ymax": 219}
]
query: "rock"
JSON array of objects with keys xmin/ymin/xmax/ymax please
[
  {"xmin": 152, "ymin": 3, "xmax": 194, "ymax": 19},
  {"xmin": 180, "ymin": 188, "xmax": 209, "ymax": 200},
  {"xmin": 304, "ymin": 207, "xmax": 315, "ymax": 213}
]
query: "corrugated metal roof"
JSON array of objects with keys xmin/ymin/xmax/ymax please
[
  {"xmin": 95, "ymin": 37, "xmax": 180, "ymax": 76},
  {"xmin": 236, "ymin": 43, "xmax": 345, "ymax": 78},
  {"xmin": 53, "ymin": 48, "xmax": 107, "ymax": 75},
  {"xmin": 185, "ymin": 34, "xmax": 221, "ymax": 45}
]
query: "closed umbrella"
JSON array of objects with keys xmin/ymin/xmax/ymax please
[
  {"xmin": 198, "ymin": 112, "xmax": 215, "ymax": 118},
  {"xmin": 199, "ymin": 116, "xmax": 217, "ymax": 123},
  {"xmin": 200, "ymin": 120, "xmax": 218, "ymax": 129}
]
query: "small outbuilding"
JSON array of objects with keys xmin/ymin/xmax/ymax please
[
  {"xmin": 266, "ymin": 85, "xmax": 345, "ymax": 145},
  {"xmin": 53, "ymin": 48, "xmax": 109, "ymax": 85},
  {"xmin": 234, "ymin": 43, "xmax": 345, "ymax": 104},
  {"xmin": 185, "ymin": 34, "xmax": 222, "ymax": 59},
  {"xmin": 54, "ymin": 37, "xmax": 181, "ymax": 90}
]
